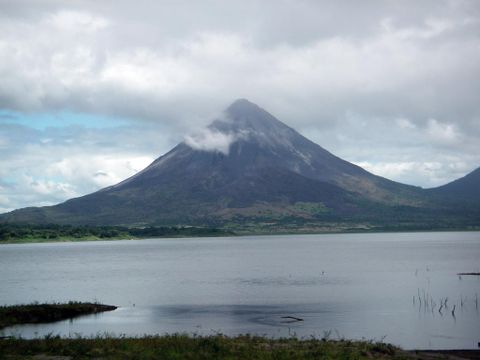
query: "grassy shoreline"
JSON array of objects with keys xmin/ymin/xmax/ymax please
[
  {"xmin": 1, "ymin": 335, "xmax": 479, "ymax": 359},
  {"xmin": 1, "ymin": 223, "xmax": 479, "ymax": 245},
  {"xmin": 1, "ymin": 304, "xmax": 479, "ymax": 359},
  {"xmin": 0, "ymin": 224, "xmax": 234, "ymax": 244}
]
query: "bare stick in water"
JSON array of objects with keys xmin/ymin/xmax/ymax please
[{"xmin": 281, "ymin": 316, "xmax": 304, "ymax": 322}]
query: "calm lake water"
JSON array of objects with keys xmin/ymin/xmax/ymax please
[{"xmin": 1, "ymin": 232, "xmax": 479, "ymax": 350}]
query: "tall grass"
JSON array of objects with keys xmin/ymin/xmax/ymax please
[{"xmin": 0, "ymin": 334, "xmax": 404, "ymax": 360}]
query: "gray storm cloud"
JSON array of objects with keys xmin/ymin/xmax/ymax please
[{"xmin": 0, "ymin": 0, "xmax": 480, "ymax": 211}]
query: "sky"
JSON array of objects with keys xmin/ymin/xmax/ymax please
[{"xmin": 1, "ymin": 0, "xmax": 480, "ymax": 213}]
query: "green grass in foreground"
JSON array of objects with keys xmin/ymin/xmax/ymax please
[
  {"xmin": 0, "ymin": 334, "xmax": 412, "ymax": 360},
  {"xmin": 0, "ymin": 302, "xmax": 117, "ymax": 329}
]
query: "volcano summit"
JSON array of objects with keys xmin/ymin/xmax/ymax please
[{"xmin": 2, "ymin": 99, "xmax": 479, "ymax": 232}]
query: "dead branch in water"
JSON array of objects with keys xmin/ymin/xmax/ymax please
[{"xmin": 281, "ymin": 316, "xmax": 304, "ymax": 322}]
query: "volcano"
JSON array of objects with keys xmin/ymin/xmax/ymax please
[{"xmin": 2, "ymin": 99, "xmax": 479, "ymax": 231}]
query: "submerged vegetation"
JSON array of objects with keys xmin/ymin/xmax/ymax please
[
  {"xmin": 0, "ymin": 223, "xmax": 233, "ymax": 243},
  {"xmin": 412, "ymin": 288, "xmax": 479, "ymax": 317},
  {"xmin": 0, "ymin": 302, "xmax": 117, "ymax": 330}
]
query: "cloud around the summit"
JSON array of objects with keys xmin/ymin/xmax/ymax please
[{"xmin": 0, "ymin": 0, "xmax": 480, "ymax": 211}]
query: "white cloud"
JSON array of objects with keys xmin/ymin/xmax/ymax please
[
  {"xmin": 25, "ymin": 175, "xmax": 77, "ymax": 198},
  {"xmin": 48, "ymin": 10, "xmax": 110, "ymax": 33},
  {"xmin": 0, "ymin": 124, "xmax": 159, "ymax": 212},
  {"xmin": 381, "ymin": 17, "xmax": 455, "ymax": 40},
  {"xmin": 0, "ymin": 153, "xmax": 155, "ymax": 212},
  {"xmin": 396, "ymin": 118, "xmax": 416, "ymax": 129},
  {"xmin": 426, "ymin": 118, "xmax": 459, "ymax": 145},
  {"xmin": 45, "ymin": 155, "xmax": 154, "ymax": 189},
  {"xmin": 184, "ymin": 128, "xmax": 236, "ymax": 155},
  {"xmin": 0, "ymin": 1, "xmax": 480, "ymax": 210},
  {"xmin": 354, "ymin": 161, "xmax": 440, "ymax": 186},
  {"xmin": 352, "ymin": 160, "xmax": 477, "ymax": 188}
]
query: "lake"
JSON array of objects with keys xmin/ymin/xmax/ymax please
[{"xmin": 1, "ymin": 231, "xmax": 479, "ymax": 350}]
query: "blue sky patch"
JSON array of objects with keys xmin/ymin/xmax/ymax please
[{"xmin": 0, "ymin": 110, "xmax": 131, "ymax": 130}]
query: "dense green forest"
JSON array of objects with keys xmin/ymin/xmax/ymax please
[{"xmin": 0, "ymin": 223, "xmax": 233, "ymax": 243}]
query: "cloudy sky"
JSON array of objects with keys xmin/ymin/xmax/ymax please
[{"xmin": 1, "ymin": 0, "xmax": 479, "ymax": 213}]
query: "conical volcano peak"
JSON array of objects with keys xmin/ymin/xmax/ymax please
[
  {"xmin": 225, "ymin": 99, "xmax": 283, "ymax": 126},
  {"xmin": 3, "ymin": 99, "xmax": 476, "ymax": 229},
  {"xmin": 183, "ymin": 99, "xmax": 302, "ymax": 156},
  {"xmin": 226, "ymin": 98, "xmax": 262, "ymax": 114},
  {"xmin": 211, "ymin": 99, "xmax": 295, "ymax": 141}
]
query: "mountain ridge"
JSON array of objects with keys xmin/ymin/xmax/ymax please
[{"xmin": 1, "ymin": 99, "xmax": 479, "ymax": 231}]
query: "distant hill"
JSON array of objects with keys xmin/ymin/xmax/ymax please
[
  {"xmin": 1, "ymin": 99, "xmax": 479, "ymax": 232},
  {"xmin": 428, "ymin": 167, "xmax": 480, "ymax": 202}
]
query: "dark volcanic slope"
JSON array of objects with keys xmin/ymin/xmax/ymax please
[
  {"xmin": 428, "ymin": 167, "xmax": 480, "ymax": 202},
  {"xmin": 211, "ymin": 100, "xmax": 424, "ymax": 204},
  {"xmin": 1, "ymin": 99, "xmax": 478, "ymax": 227}
]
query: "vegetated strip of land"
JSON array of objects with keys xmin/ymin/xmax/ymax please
[
  {"xmin": 0, "ymin": 302, "xmax": 117, "ymax": 330},
  {"xmin": 0, "ymin": 223, "xmax": 234, "ymax": 244},
  {"xmin": 1, "ymin": 335, "xmax": 480, "ymax": 360},
  {"xmin": 3, "ymin": 222, "xmax": 480, "ymax": 245}
]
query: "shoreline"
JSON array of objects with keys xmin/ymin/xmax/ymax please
[
  {"xmin": 1, "ymin": 227, "xmax": 480, "ymax": 245},
  {"xmin": 414, "ymin": 350, "xmax": 480, "ymax": 359},
  {"xmin": 1, "ymin": 304, "xmax": 478, "ymax": 358},
  {"xmin": 0, "ymin": 335, "xmax": 479, "ymax": 359},
  {"xmin": 0, "ymin": 302, "xmax": 117, "ymax": 330}
]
